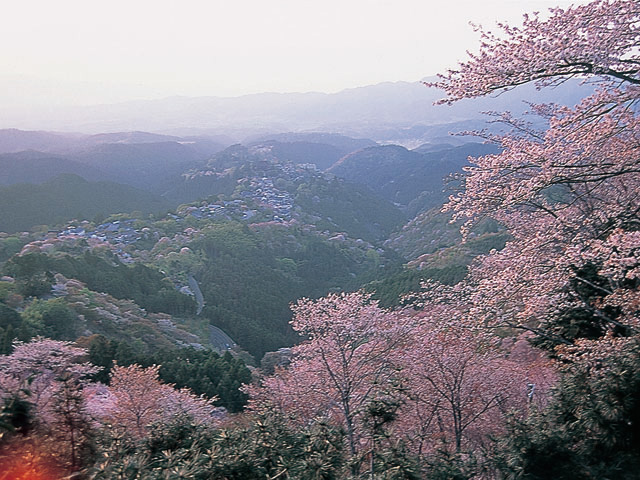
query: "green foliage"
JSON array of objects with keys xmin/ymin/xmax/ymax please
[
  {"xmin": 193, "ymin": 223, "xmax": 299, "ymax": 357},
  {"xmin": 367, "ymin": 227, "xmax": 511, "ymax": 308},
  {"xmin": 533, "ymin": 263, "xmax": 636, "ymax": 351},
  {"xmin": 0, "ymin": 236, "xmax": 24, "ymax": 262},
  {"xmin": 0, "ymin": 282, "xmax": 14, "ymax": 303},
  {"xmin": 367, "ymin": 264, "xmax": 468, "ymax": 307},
  {"xmin": 188, "ymin": 222, "xmax": 398, "ymax": 358},
  {"xmin": 370, "ymin": 446, "xmax": 422, "ymax": 480},
  {"xmin": 495, "ymin": 415, "xmax": 584, "ymax": 480},
  {"xmin": 203, "ymin": 414, "xmax": 344, "ymax": 480},
  {"xmin": 495, "ymin": 339, "xmax": 640, "ymax": 479},
  {"xmin": 0, "ymin": 303, "xmax": 30, "ymax": 354},
  {"xmin": 0, "ymin": 173, "xmax": 170, "ymax": 233},
  {"xmin": 294, "ymin": 175, "xmax": 406, "ymax": 243},
  {"xmin": 144, "ymin": 414, "xmax": 211, "ymax": 456},
  {"xmin": 87, "ymin": 336, "xmax": 252, "ymax": 412},
  {"xmin": 87, "ymin": 335, "xmax": 117, "ymax": 384},
  {"xmin": 21, "ymin": 298, "xmax": 80, "ymax": 340},
  {"xmin": 0, "ymin": 393, "xmax": 34, "ymax": 440},
  {"xmin": 328, "ymin": 143, "xmax": 500, "ymax": 217},
  {"xmin": 154, "ymin": 348, "xmax": 252, "ymax": 413},
  {"xmin": 4, "ymin": 253, "xmax": 54, "ymax": 297},
  {"xmin": 52, "ymin": 373, "xmax": 98, "ymax": 471},
  {"xmin": 86, "ymin": 413, "xmax": 346, "ymax": 480},
  {"xmin": 1, "ymin": 282, "xmax": 85, "ymax": 351},
  {"xmin": 386, "ymin": 207, "xmax": 508, "ymax": 264},
  {"xmin": 421, "ymin": 447, "xmax": 479, "ymax": 480},
  {"xmin": 5, "ymin": 251, "xmax": 195, "ymax": 315}
]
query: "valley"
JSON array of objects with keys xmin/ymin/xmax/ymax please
[{"xmin": 1, "ymin": 127, "xmax": 485, "ymax": 363}]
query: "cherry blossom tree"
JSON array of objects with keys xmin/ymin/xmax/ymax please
[
  {"xmin": 399, "ymin": 314, "xmax": 554, "ymax": 454},
  {"xmin": 50, "ymin": 371, "xmax": 96, "ymax": 471},
  {"xmin": 248, "ymin": 291, "xmax": 414, "ymax": 474},
  {"xmin": 426, "ymin": 3, "xmax": 640, "ymax": 475},
  {"xmin": 0, "ymin": 338, "xmax": 99, "ymax": 474},
  {"xmin": 90, "ymin": 364, "xmax": 219, "ymax": 438},
  {"xmin": 431, "ymin": 0, "xmax": 639, "ymax": 102},
  {"xmin": 250, "ymin": 290, "xmax": 556, "ymax": 476},
  {"xmin": 405, "ymin": 318, "xmax": 519, "ymax": 454},
  {"xmin": 396, "ymin": 288, "xmax": 556, "ymax": 459},
  {"xmin": 428, "ymin": 0, "xmax": 640, "ymax": 353},
  {"xmin": 0, "ymin": 338, "xmax": 98, "ymax": 425}
]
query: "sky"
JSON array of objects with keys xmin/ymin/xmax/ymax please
[{"xmin": 2, "ymin": 0, "xmax": 588, "ymax": 107}]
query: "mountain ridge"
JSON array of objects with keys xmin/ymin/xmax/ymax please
[{"xmin": 1, "ymin": 80, "xmax": 594, "ymax": 144}]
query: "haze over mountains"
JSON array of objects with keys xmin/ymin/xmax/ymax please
[
  {"xmin": 0, "ymin": 77, "xmax": 591, "ymax": 359},
  {"xmin": 2, "ymin": 79, "xmax": 592, "ymax": 144},
  {"xmin": 0, "ymin": 78, "xmax": 592, "ymax": 236}
]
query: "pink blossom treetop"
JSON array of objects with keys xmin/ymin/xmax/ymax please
[
  {"xmin": 426, "ymin": 0, "xmax": 640, "ymax": 349},
  {"xmin": 430, "ymin": 0, "xmax": 639, "ymax": 102},
  {"xmin": 91, "ymin": 364, "xmax": 219, "ymax": 438},
  {"xmin": 397, "ymin": 286, "xmax": 556, "ymax": 457},
  {"xmin": 249, "ymin": 291, "xmax": 414, "ymax": 472},
  {"xmin": 0, "ymin": 338, "xmax": 99, "ymax": 424}
]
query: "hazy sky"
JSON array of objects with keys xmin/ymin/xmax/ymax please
[{"xmin": 2, "ymin": 0, "xmax": 587, "ymax": 107}]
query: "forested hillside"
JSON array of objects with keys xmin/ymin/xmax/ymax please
[
  {"xmin": 2, "ymin": 1, "xmax": 638, "ymax": 478},
  {"xmin": 328, "ymin": 142, "xmax": 500, "ymax": 215},
  {"xmin": 0, "ymin": 133, "xmax": 519, "ymax": 359},
  {"xmin": 0, "ymin": 174, "xmax": 171, "ymax": 233}
]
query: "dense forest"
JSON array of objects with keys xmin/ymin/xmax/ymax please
[{"xmin": 1, "ymin": 0, "xmax": 640, "ymax": 478}]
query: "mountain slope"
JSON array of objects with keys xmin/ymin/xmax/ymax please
[
  {"xmin": 248, "ymin": 140, "xmax": 353, "ymax": 171},
  {"xmin": 0, "ymin": 174, "xmax": 170, "ymax": 232},
  {"xmin": 69, "ymin": 141, "xmax": 207, "ymax": 190},
  {"xmin": 0, "ymin": 128, "xmax": 82, "ymax": 153},
  {"xmin": 328, "ymin": 142, "xmax": 500, "ymax": 215},
  {"xmin": 162, "ymin": 144, "xmax": 406, "ymax": 242},
  {"xmin": 0, "ymin": 151, "xmax": 107, "ymax": 185}
]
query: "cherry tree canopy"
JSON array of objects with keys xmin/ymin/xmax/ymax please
[
  {"xmin": 86, "ymin": 364, "xmax": 219, "ymax": 438},
  {"xmin": 430, "ymin": 0, "xmax": 640, "ymax": 353},
  {"xmin": 249, "ymin": 291, "xmax": 413, "ymax": 464}
]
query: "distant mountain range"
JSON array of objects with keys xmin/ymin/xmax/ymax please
[
  {"xmin": 0, "ymin": 128, "xmax": 227, "ymax": 156},
  {"xmin": 1, "ymin": 80, "xmax": 593, "ymax": 145},
  {"xmin": 0, "ymin": 131, "xmax": 227, "ymax": 191},
  {"xmin": 0, "ymin": 129, "xmax": 380, "ymax": 192}
]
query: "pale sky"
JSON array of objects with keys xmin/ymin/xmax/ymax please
[{"xmin": 2, "ymin": 0, "xmax": 587, "ymax": 107}]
